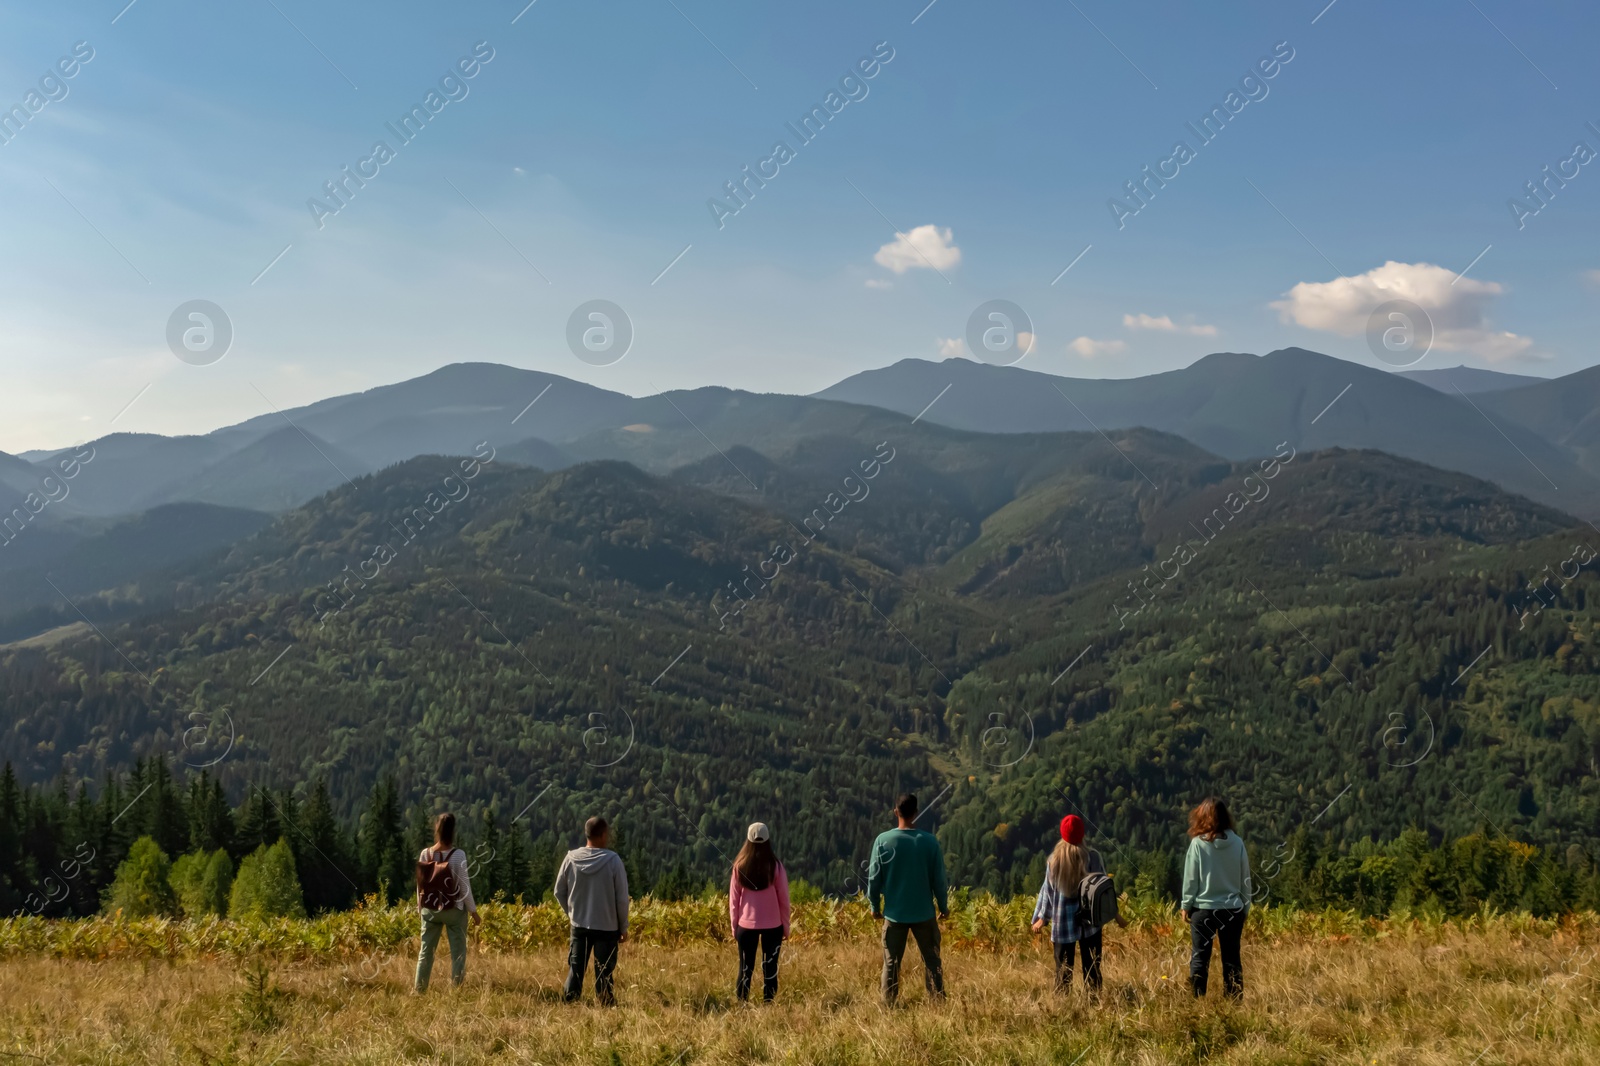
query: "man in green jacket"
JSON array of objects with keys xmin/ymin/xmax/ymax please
[{"xmin": 866, "ymin": 793, "xmax": 949, "ymax": 1005}]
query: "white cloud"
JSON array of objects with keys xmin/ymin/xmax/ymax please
[
  {"xmin": 1123, "ymin": 313, "xmax": 1218, "ymax": 336},
  {"xmin": 1069, "ymin": 336, "xmax": 1127, "ymax": 358},
  {"xmin": 1272, "ymin": 260, "xmax": 1536, "ymax": 362},
  {"xmin": 874, "ymin": 225, "xmax": 961, "ymax": 274},
  {"xmin": 1585, "ymin": 269, "xmax": 1600, "ymax": 288},
  {"xmin": 864, "ymin": 278, "xmax": 893, "ymax": 290},
  {"xmin": 1016, "ymin": 331, "xmax": 1037, "ymax": 358},
  {"xmin": 937, "ymin": 337, "xmax": 964, "ymax": 357}
]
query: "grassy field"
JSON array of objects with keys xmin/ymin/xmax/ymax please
[{"xmin": 2, "ymin": 900, "xmax": 1598, "ymax": 1065}]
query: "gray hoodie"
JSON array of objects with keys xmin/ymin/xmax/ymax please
[{"xmin": 554, "ymin": 846, "xmax": 630, "ymax": 934}]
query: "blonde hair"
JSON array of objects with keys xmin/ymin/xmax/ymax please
[{"xmin": 1047, "ymin": 839, "xmax": 1088, "ymax": 896}]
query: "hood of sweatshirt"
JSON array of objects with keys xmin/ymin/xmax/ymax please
[
  {"xmin": 1200, "ymin": 832, "xmax": 1241, "ymax": 852},
  {"xmin": 566, "ymin": 846, "xmax": 618, "ymax": 874}
]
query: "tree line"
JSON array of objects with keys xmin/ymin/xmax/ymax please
[{"xmin": 5, "ymin": 759, "xmax": 1598, "ymax": 921}]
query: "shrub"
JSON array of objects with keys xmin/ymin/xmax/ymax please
[
  {"xmin": 105, "ymin": 837, "xmax": 177, "ymax": 918},
  {"xmin": 229, "ymin": 840, "xmax": 306, "ymax": 920},
  {"xmin": 789, "ymin": 878, "xmax": 823, "ymax": 904}
]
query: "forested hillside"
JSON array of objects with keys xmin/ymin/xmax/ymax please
[{"xmin": 2, "ymin": 418, "xmax": 1598, "ymax": 917}]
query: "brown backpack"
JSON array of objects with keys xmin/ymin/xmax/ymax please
[{"xmin": 416, "ymin": 847, "xmax": 460, "ymax": 910}]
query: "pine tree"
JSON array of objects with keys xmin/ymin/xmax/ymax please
[
  {"xmin": 185, "ymin": 773, "xmax": 234, "ymax": 854},
  {"xmin": 229, "ymin": 839, "xmax": 306, "ymax": 920},
  {"xmin": 0, "ymin": 763, "xmax": 23, "ymax": 912},
  {"xmin": 358, "ymin": 777, "xmax": 407, "ymax": 903},
  {"xmin": 610, "ymin": 824, "xmax": 642, "ymax": 899},
  {"xmin": 298, "ymin": 779, "xmax": 356, "ymax": 913},
  {"xmin": 234, "ymin": 784, "xmax": 282, "ymax": 857},
  {"xmin": 142, "ymin": 758, "xmax": 189, "ymax": 859},
  {"xmin": 504, "ymin": 819, "xmax": 532, "ymax": 902},
  {"xmin": 472, "ymin": 810, "xmax": 503, "ymax": 901},
  {"xmin": 528, "ymin": 831, "xmax": 560, "ymax": 901},
  {"xmin": 106, "ymin": 836, "xmax": 177, "ymax": 918}
]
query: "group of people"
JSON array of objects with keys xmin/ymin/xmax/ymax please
[{"xmin": 411, "ymin": 794, "xmax": 1255, "ymax": 1004}]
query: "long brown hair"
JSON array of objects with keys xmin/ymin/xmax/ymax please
[
  {"xmin": 1047, "ymin": 839, "xmax": 1088, "ymax": 896},
  {"xmin": 1188, "ymin": 796, "xmax": 1233, "ymax": 842},
  {"xmin": 734, "ymin": 839, "xmax": 778, "ymax": 891},
  {"xmin": 434, "ymin": 812, "xmax": 457, "ymax": 848}
]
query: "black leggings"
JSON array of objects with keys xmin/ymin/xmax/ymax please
[
  {"xmin": 1188, "ymin": 908, "xmax": 1245, "ymax": 998},
  {"xmin": 1053, "ymin": 932, "xmax": 1103, "ymax": 991},
  {"xmin": 735, "ymin": 925, "xmax": 783, "ymax": 1001}
]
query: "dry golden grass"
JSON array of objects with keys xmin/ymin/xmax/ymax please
[{"xmin": 2, "ymin": 911, "xmax": 1598, "ymax": 1065}]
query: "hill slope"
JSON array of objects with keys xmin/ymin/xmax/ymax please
[{"xmin": 3, "ymin": 432, "xmax": 1597, "ymax": 898}]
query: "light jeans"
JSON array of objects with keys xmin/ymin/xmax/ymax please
[{"xmin": 415, "ymin": 906, "xmax": 468, "ymax": 991}]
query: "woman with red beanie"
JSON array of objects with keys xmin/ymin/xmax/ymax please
[{"xmin": 1030, "ymin": 813, "xmax": 1124, "ymax": 993}]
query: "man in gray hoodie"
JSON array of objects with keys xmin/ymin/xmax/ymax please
[{"xmin": 555, "ymin": 815, "xmax": 630, "ymax": 1005}]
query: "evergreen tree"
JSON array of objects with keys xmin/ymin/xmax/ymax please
[
  {"xmin": 610, "ymin": 824, "xmax": 642, "ymax": 899},
  {"xmin": 0, "ymin": 763, "xmax": 23, "ymax": 912},
  {"xmin": 472, "ymin": 810, "xmax": 503, "ymax": 901},
  {"xmin": 229, "ymin": 839, "xmax": 306, "ymax": 920},
  {"xmin": 504, "ymin": 819, "xmax": 532, "ymax": 902},
  {"xmin": 358, "ymin": 777, "xmax": 407, "ymax": 903},
  {"xmin": 528, "ymin": 831, "xmax": 560, "ymax": 901},
  {"xmin": 652, "ymin": 857, "xmax": 693, "ymax": 901},
  {"xmin": 234, "ymin": 783, "xmax": 282, "ymax": 857},
  {"xmin": 141, "ymin": 759, "xmax": 189, "ymax": 859},
  {"xmin": 19, "ymin": 784, "xmax": 64, "ymax": 916},
  {"xmin": 106, "ymin": 836, "xmax": 177, "ymax": 918},
  {"xmin": 185, "ymin": 773, "xmax": 234, "ymax": 854},
  {"xmin": 297, "ymin": 779, "xmax": 357, "ymax": 913}
]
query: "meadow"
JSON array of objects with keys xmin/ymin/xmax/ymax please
[{"xmin": 2, "ymin": 897, "xmax": 1597, "ymax": 1065}]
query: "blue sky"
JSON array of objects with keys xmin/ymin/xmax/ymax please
[{"xmin": 1, "ymin": 0, "xmax": 1596, "ymax": 452}]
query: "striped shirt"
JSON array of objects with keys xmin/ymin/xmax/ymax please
[
  {"xmin": 417, "ymin": 846, "xmax": 478, "ymax": 914},
  {"xmin": 1032, "ymin": 849, "xmax": 1106, "ymax": 944}
]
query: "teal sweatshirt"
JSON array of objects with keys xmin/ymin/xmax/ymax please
[
  {"xmin": 1182, "ymin": 830, "xmax": 1252, "ymax": 911},
  {"xmin": 866, "ymin": 828, "xmax": 949, "ymax": 924}
]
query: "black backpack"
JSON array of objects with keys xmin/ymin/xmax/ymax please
[{"xmin": 1077, "ymin": 868, "xmax": 1120, "ymax": 930}]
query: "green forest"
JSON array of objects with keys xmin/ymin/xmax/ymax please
[{"xmin": 2, "ymin": 420, "xmax": 1598, "ymax": 919}]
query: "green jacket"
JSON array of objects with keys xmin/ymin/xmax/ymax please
[
  {"xmin": 1182, "ymin": 830, "xmax": 1252, "ymax": 911},
  {"xmin": 866, "ymin": 828, "xmax": 948, "ymax": 924}
]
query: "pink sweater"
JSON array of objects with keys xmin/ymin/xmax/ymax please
[{"xmin": 729, "ymin": 862, "xmax": 790, "ymax": 936}]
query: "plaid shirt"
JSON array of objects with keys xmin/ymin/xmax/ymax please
[{"xmin": 1032, "ymin": 849, "xmax": 1106, "ymax": 944}]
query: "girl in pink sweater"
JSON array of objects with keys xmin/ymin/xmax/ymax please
[{"xmin": 729, "ymin": 822, "xmax": 791, "ymax": 1002}]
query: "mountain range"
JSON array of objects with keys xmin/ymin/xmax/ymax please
[
  {"xmin": 1, "ymin": 347, "xmax": 1589, "ymax": 642},
  {"xmin": 2, "ymin": 402, "xmax": 1596, "ymax": 897},
  {"xmin": 0, "ymin": 349, "xmax": 1582, "ymax": 523}
]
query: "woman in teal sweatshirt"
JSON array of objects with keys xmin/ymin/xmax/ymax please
[{"xmin": 1180, "ymin": 796, "xmax": 1250, "ymax": 999}]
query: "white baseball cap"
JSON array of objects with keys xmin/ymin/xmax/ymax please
[{"xmin": 747, "ymin": 822, "xmax": 770, "ymax": 843}]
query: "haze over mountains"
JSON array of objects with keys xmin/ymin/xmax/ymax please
[
  {"xmin": 0, "ymin": 348, "xmax": 1581, "ymax": 521},
  {"xmin": 0, "ymin": 345, "xmax": 1590, "ymax": 644}
]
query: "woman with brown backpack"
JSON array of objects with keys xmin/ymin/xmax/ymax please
[
  {"xmin": 414, "ymin": 812, "xmax": 480, "ymax": 992},
  {"xmin": 1030, "ymin": 814, "xmax": 1125, "ymax": 994}
]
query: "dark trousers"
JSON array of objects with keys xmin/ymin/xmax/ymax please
[
  {"xmin": 563, "ymin": 927, "xmax": 620, "ymax": 1005},
  {"xmin": 1052, "ymin": 931, "xmax": 1103, "ymax": 992},
  {"xmin": 1188, "ymin": 908, "xmax": 1245, "ymax": 999},
  {"xmin": 735, "ymin": 925, "xmax": 783, "ymax": 1001},
  {"xmin": 881, "ymin": 918, "xmax": 944, "ymax": 1004}
]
